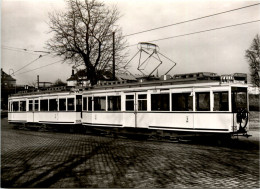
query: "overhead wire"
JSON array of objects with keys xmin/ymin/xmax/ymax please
[
  {"xmin": 8, "ymin": 19, "xmax": 260, "ymax": 75},
  {"xmin": 123, "ymin": 3, "xmax": 260, "ymax": 37},
  {"xmin": 2, "ymin": 47, "xmax": 42, "ymax": 55},
  {"xmin": 16, "ymin": 60, "xmax": 64, "ymax": 75},
  {"xmin": 126, "ymin": 19, "xmax": 260, "ymax": 47},
  {"xmin": 3, "ymin": 3, "xmax": 260, "ymax": 76},
  {"xmin": 3, "ymin": 3, "xmax": 260, "ymax": 53},
  {"xmin": 13, "ymin": 54, "xmax": 50, "ymax": 75},
  {"xmin": 2, "ymin": 45, "xmax": 36, "ymax": 52},
  {"xmin": 2, "ymin": 45, "xmax": 51, "ymax": 54}
]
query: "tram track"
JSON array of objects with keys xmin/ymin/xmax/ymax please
[
  {"xmin": 6, "ymin": 120, "xmax": 259, "ymax": 154},
  {"xmin": 2, "ymin": 117, "xmax": 259, "ymax": 188}
]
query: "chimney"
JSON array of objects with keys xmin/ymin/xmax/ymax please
[{"xmin": 72, "ymin": 69, "xmax": 75, "ymax": 76}]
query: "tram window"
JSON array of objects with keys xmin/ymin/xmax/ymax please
[
  {"xmin": 196, "ymin": 92, "xmax": 210, "ymax": 111},
  {"xmin": 20, "ymin": 101, "xmax": 26, "ymax": 111},
  {"xmin": 29, "ymin": 100, "xmax": 33, "ymax": 111},
  {"xmin": 59, "ymin": 99, "xmax": 66, "ymax": 111},
  {"xmin": 40, "ymin": 99, "xmax": 48, "ymax": 111},
  {"xmin": 138, "ymin": 94, "xmax": 147, "ymax": 111},
  {"xmin": 151, "ymin": 94, "xmax": 169, "ymax": 111},
  {"xmin": 214, "ymin": 92, "xmax": 228, "ymax": 111},
  {"xmin": 49, "ymin": 99, "xmax": 58, "ymax": 111},
  {"xmin": 232, "ymin": 87, "xmax": 247, "ymax": 112},
  {"xmin": 13, "ymin": 101, "xmax": 19, "ymax": 112},
  {"xmin": 67, "ymin": 98, "xmax": 75, "ymax": 111},
  {"xmin": 34, "ymin": 100, "xmax": 39, "ymax": 111},
  {"xmin": 83, "ymin": 97, "xmax": 87, "ymax": 111},
  {"xmin": 88, "ymin": 97, "xmax": 92, "ymax": 111},
  {"xmin": 172, "ymin": 93, "xmax": 193, "ymax": 111},
  {"xmin": 108, "ymin": 96, "xmax": 121, "ymax": 111},
  {"xmin": 94, "ymin": 96, "xmax": 106, "ymax": 111},
  {"xmin": 126, "ymin": 95, "xmax": 134, "ymax": 111}
]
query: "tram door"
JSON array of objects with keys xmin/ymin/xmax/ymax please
[
  {"xmin": 123, "ymin": 93, "xmax": 137, "ymax": 128},
  {"xmin": 76, "ymin": 95, "xmax": 82, "ymax": 118},
  {"xmin": 27, "ymin": 99, "xmax": 34, "ymax": 122}
]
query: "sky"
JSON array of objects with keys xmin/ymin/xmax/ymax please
[{"xmin": 1, "ymin": 0, "xmax": 260, "ymax": 85}]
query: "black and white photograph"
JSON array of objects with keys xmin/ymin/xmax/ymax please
[{"xmin": 1, "ymin": 0, "xmax": 260, "ymax": 188}]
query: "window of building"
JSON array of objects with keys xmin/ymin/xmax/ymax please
[
  {"xmin": 108, "ymin": 96, "xmax": 121, "ymax": 111},
  {"xmin": 13, "ymin": 101, "xmax": 19, "ymax": 112},
  {"xmin": 214, "ymin": 91, "xmax": 229, "ymax": 111},
  {"xmin": 29, "ymin": 100, "xmax": 33, "ymax": 111},
  {"xmin": 172, "ymin": 93, "xmax": 193, "ymax": 111},
  {"xmin": 40, "ymin": 99, "xmax": 48, "ymax": 111},
  {"xmin": 126, "ymin": 95, "xmax": 134, "ymax": 111},
  {"xmin": 196, "ymin": 92, "xmax": 210, "ymax": 111},
  {"xmin": 34, "ymin": 100, "xmax": 39, "ymax": 111},
  {"xmin": 49, "ymin": 99, "xmax": 58, "ymax": 111},
  {"xmin": 83, "ymin": 97, "xmax": 87, "ymax": 111},
  {"xmin": 88, "ymin": 97, "xmax": 92, "ymax": 111},
  {"xmin": 94, "ymin": 96, "xmax": 106, "ymax": 111},
  {"xmin": 59, "ymin": 99, "xmax": 66, "ymax": 111},
  {"xmin": 20, "ymin": 101, "xmax": 26, "ymax": 111},
  {"xmin": 67, "ymin": 98, "xmax": 75, "ymax": 111},
  {"xmin": 151, "ymin": 93, "xmax": 169, "ymax": 111},
  {"xmin": 138, "ymin": 94, "xmax": 147, "ymax": 111}
]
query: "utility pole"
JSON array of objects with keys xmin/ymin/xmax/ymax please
[
  {"xmin": 37, "ymin": 75, "xmax": 39, "ymax": 89},
  {"xmin": 112, "ymin": 32, "xmax": 115, "ymax": 80}
]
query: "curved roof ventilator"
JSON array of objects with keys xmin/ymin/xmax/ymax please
[{"xmin": 123, "ymin": 42, "xmax": 177, "ymax": 78}]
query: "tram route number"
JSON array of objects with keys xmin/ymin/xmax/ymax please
[{"xmin": 76, "ymin": 120, "xmax": 81, "ymax": 124}]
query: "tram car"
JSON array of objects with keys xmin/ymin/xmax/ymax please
[
  {"xmin": 8, "ymin": 72, "xmax": 249, "ymax": 138},
  {"xmin": 8, "ymin": 88, "xmax": 83, "ymax": 127}
]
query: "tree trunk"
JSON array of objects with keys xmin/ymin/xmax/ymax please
[
  {"xmin": 83, "ymin": 55, "xmax": 98, "ymax": 86},
  {"xmin": 86, "ymin": 64, "xmax": 97, "ymax": 86}
]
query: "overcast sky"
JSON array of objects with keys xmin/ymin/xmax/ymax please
[{"xmin": 1, "ymin": 0, "xmax": 260, "ymax": 85}]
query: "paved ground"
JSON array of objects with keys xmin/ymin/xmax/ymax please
[{"xmin": 1, "ymin": 118, "xmax": 259, "ymax": 188}]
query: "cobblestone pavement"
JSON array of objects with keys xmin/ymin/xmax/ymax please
[{"xmin": 1, "ymin": 118, "xmax": 259, "ymax": 188}]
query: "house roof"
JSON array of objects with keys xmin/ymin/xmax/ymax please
[
  {"xmin": 67, "ymin": 75, "xmax": 78, "ymax": 81},
  {"xmin": 1, "ymin": 69, "xmax": 16, "ymax": 81}
]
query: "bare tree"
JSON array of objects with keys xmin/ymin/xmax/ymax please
[
  {"xmin": 46, "ymin": 0, "xmax": 127, "ymax": 85},
  {"xmin": 28, "ymin": 81, "xmax": 37, "ymax": 88},
  {"xmin": 53, "ymin": 79, "xmax": 66, "ymax": 86},
  {"xmin": 245, "ymin": 34, "xmax": 260, "ymax": 87}
]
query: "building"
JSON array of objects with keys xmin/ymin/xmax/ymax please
[
  {"xmin": 66, "ymin": 70, "xmax": 78, "ymax": 87},
  {"xmin": 1, "ymin": 69, "xmax": 17, "ymax": 110},
  {"xmin": 1, "ymin": 68, "xmax": 16, "ymax": 88},
  {"xmin": 66, "ymin": 69, "xmax": 91, "ymax": 87}
]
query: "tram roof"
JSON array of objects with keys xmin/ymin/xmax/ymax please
[{"xmin": 9, "ymin": 72, "xmax": 247, "ymax": 98}]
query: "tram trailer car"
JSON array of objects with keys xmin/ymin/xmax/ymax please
[
  {"xmin": 8, "ymin": 90, "xmax": 83, "ymax": 129},
  {"xmin": 8, "ymin": 72, "xmax": 250, "ymax": 138}
]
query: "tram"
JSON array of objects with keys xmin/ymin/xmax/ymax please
[
  {"xmin": 8, "ymin": 72, "xmax": 249, "ymax": 137},
  {"xmin": 8, "ymin": 89, "xmax": 82, "ymax": 126}
]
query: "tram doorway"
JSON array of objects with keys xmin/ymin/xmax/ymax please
[
  {"xmin": 76, "ymin": 95, "xmax": 82, "ymax": 118},
  {"xmin": 123, "ymin": 93, "xmax": 137, "ymax": 128},
  {"xmin": 123, "ymin": 92, "xmax": 148, "ymax": 128}
]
